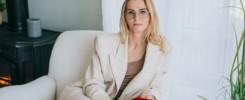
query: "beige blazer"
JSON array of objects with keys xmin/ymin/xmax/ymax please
[{"xmin": 60, "ymin": 34, "xmax": 170, "ymax": 100}]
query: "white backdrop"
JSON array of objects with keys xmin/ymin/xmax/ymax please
[{"xmin": 102, "ymin": 0, "xmax": 244, "ymax": 100}]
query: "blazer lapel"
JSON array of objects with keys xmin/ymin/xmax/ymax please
[
  {"xmin": 141, "ymin": 43, "xmax": 163, "ymax": 71},
  {"xmin": 122, "ymin": 43, "xmax": 163, "ymax": 96},
  {"xmin": 109, "ymin": 42, "xmax": 128, "ymax": 92}
]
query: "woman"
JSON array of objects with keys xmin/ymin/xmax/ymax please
[{"xmin": 59, "ymin": 0, "xmax": 170, "ymax": 100}]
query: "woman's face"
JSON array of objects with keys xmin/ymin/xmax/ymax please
[{"xmin": 125, "ymin": 0, "xmax": 150, "ymax": 34}]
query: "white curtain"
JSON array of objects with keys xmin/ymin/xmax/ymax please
[
  {"xmin": 102, "ymin": 0, "xmax": 124, "ymax": 32},
  {"xmin": 102, "ymin": 0, "xmax": 243, "ymax": 99}
]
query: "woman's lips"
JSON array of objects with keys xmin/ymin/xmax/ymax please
[{"xmin": 133, "ymin": 24, "xmax": 142, "ymax": 26}]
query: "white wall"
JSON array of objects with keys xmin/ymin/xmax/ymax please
[{"xmin": 3, "ymin": 0, "xmax": 102, "ymax": 32}]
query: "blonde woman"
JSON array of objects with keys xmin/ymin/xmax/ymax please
[{"xmin": 59, "ymin": 0, "xmax": 170, "ymax": 100}]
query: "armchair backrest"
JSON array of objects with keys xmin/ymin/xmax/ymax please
[{"xmin": 47, "ymin": 31, "xmax": 110, "ymax": 98}]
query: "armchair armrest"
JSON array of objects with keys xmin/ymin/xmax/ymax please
[{"xmin": 0, "ymin": 75, "xmax": 56, "ymax": 100}]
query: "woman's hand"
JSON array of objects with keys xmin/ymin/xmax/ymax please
[
  {"xmin": 144, "ymin": 95, "xmax": 156, "ymax": 100},
  {"xmin": 134, "ymin": 96, "xmax": 155, "ymax": 100}
]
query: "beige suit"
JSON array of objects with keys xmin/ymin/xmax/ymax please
[{"xmin": 59, "ymin": 34, "xmax": 170, "ymax": 100}]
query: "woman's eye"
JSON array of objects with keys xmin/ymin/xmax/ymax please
[
  {"xmin": 140, "ymin": 10, "xmax": 147, "ymax": 14},
  {"xmin": 128, "ymin": 11, "xmax": 135, "ymax": 15}
]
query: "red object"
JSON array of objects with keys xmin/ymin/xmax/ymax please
[{"xmin": 134, "ymin": 97, "xmax": 152, "ymax": 100}]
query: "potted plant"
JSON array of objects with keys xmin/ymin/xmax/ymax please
[
  {"xmin": 0, "ymin": 0, "xmax": 5, "ymax": 25},
  {"xmin": 219, "ymin": 0, "xmax": 245, "ymax": 99},
  {"xmin": 228, "ymin": 0, "xmax": 245, "ymax": 99},
  {"xmin": 198, "ymin": 0, "xmax": 245, "ymax": 100}
]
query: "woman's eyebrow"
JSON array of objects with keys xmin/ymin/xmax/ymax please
[
  {"xmin": 139, "ymin": 8, "xmax": 147, "ymax": 10},
  {"xmin": 126, "ymin": 8, "xmax": 147, "ymax": 11},
  {"xmin": 126, "ymin": 9, "xmax": 134, "ymax": 11}
]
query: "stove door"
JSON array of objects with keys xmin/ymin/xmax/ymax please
[{"xmin": 0, "ymin": 57, "xmax": 16, "ymax": 87}]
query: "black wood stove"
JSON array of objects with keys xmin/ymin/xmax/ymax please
[{"xmin": 0, "ymin": 23, "xmax": 60, "ymax": 87}]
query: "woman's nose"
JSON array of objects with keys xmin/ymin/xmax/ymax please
[{"xmin": 134, "ymin": 13, "xmax": 140, "ymax": 21}]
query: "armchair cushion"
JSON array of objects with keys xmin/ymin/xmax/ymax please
[
  {"xmin": 48, "ymin": 30, "xmax": 112, "ymax": 98},
  {"xmin": 0, "ymin": 76, "xmax": 56, "ymax": 100}
]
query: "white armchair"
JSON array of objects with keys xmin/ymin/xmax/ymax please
[{"xmin": 0, "ymin": 30, "xmax": 109, "ymax": 100}]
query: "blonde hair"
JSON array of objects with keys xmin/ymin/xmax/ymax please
[{"xmin": 119, "ymin": 0, "xmax": 167, "ymax": 52}]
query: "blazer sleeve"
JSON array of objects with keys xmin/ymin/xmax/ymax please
[
  {"xmin": 82, "ymin": 36, "xmax": 110, "ymax": 100},
  {"xmin": 140, "ymin": 43, "xmax": 172, "ymax": 100}
]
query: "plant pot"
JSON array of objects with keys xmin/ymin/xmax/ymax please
[{"xmin": 0, "ymin": 11, "xmax": 3, "ymax": 25}]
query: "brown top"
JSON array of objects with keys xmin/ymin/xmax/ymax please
[{"xmin": 114, "ymin": 53, "xmax": 146, "ymax": 99}]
